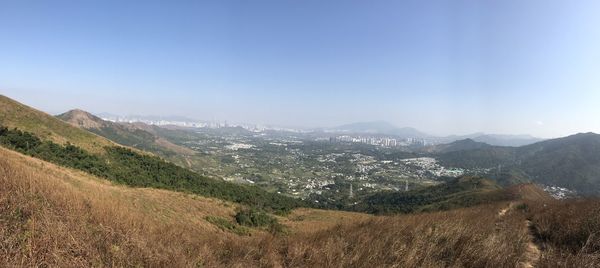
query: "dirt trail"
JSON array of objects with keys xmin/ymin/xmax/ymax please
[
  {"xmin": 521, "ymin": 220, "xmax": 541, "ymax": 268},
  {"xmin": 497, "ymin": 203, "xmax": 542, "ymax": 268},
  {"xmin": 498, "ymin": 203, "xmax": 512, "ymax": 217}
]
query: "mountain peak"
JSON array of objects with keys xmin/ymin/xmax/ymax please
[{"xmin": 58, "ymin": 109, "xmax": 105, "ymax": 129}]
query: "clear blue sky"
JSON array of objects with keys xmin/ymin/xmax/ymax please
[{"xmin": 1, "ymin": 0, "xmax": 599, "ymax": 138}]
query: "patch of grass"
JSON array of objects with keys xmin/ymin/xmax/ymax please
[{"xmin": 526, "ymin": 198, "xmax": 600, "ymax": 267}]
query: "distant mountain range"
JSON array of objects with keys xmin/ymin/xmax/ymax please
[
  {"xmin": 328, "ymin": 121, "xmax": 543, "ymax": 146},
  {"xmin": 93, "ymin": 115, "xmax": 544, "ymax": 147},
  {"xmin": 443, "ymin": 133, "xmax": 544, "ymax": 147},
  {"xmin": 97, "ymin": 113, "xmax": 199, "ymax": 123},
  {"xmin": 423, "ymin": 138, "xmax": 492, "ymax": 154},
  {"xmin": 328, "ymin": 121, "xmax": 431, "ymax": 139}
]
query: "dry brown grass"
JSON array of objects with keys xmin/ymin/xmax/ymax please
[
  {"xmin": 0, "ymin": 147, "xmax": 250, "ymax": 266},
  {"xmin": 0, "ymin": 147, "xmax": 369, "ymax": 266},
  {"xmin": 507, "ymin": 183, "xmax": 554, "ymax": 203},
  {"xmin": 220, "ymin": 203, "xmax": 530, "ymax": 268},
  {"xmin": 0, "ymin": 147, "xmax": 548, "ymax": 267},
  {"xmin": 525, "ymin": 198, "xmax": 600, "ymax": 267}
]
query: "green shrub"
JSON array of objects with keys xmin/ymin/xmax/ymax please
[
  {"xmin": 235, "ymin": 208, "xmax": 277, "ymax": 227},
  {"xmin": 515, "ymin": 203, "xmax": 528, "ymax": 211},
  {"xmin": 205, "ymin": 216, "xmax": 251, "ymax": 236}
]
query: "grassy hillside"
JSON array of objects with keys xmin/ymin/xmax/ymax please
[
  {"xmin": 525, "ymin": 198, "xmax": 600, "ymax": 267},
  {"xmin": 56, "ymin": 109, "xmax": 214, "ymax": 177},
  {"xmin": 0, "ymin": 146, "xmax": 324, "ymax": 266},
  {"xmin": 0, "ymin": 95, "xmax": 115, "ymax": 153},
  {"xmin": 57, "ymin": 109, "xmax": 194, "ymax": 157}
]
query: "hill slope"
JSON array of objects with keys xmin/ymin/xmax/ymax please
[
  {"xmin": 0, "ymin": 146, "xmax": 373, "ymax": 266},
  {"xmin": 438, "ymin": 132, "xmax": 600, "ymax": 195},
  {"xmin": 515, "ymin": 132, "xmax": 600, "ymax": 194},
  {"xmin": 57, "ymin": 109, "xmax": 194, "ymax": 156},
  {"xmin": 0, "ymin": 95, "xmax": 115, "ymax": 153}
]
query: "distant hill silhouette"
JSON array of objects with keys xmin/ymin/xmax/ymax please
[
  {"xmin": 472, "ymin": 134, "xmax": 543, "ymax": 147},
  {"xmin": 354, "ymin": 176, "xmax": 513, "ymax": 214},
  {"xmin": 331, "ymin": 121, "xmax": 430, "ymax": 138},
  {"xmin": 424, "ymin": 138, "xmax": 493, "ymax": 153},
  {"xmin": 329, "ymin": 121, "xmax": 542, "ymax": 146}
]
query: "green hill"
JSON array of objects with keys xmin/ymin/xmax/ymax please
[
  {"xmin": 515, "ymin": 133, "xmax": 600, "ymax": 194},
  {"xmin": 0, "ymin": 95, "xmax": 115, "ymax": 153},
  {"xmin": 438, "ymin": 133, "xmax": 600, "ymax": 195}
]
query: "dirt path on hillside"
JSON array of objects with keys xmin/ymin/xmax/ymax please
[
  {"xmin": 497, "ymin": 203, "xmax": 542, "ymax": 268},
  {"xmin": 521, "ymin": 220, "xmax": 541, "ymax": 268},
  {"xmin": 498, "ymin": 203, "xmax": 512, "ymax": 217}
]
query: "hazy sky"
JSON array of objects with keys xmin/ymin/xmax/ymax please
[{"xmin": 1, "ymin": 0, "xmax": 599, "ymax": 138}]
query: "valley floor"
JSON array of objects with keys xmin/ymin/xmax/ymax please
[{"xmin": 0, "ymin": 147, "xmax": 597, "ymax": 267}]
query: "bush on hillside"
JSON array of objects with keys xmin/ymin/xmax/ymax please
[{"xmin": 235, "ymin": 208, "xmax": 277, "ymax": 227}]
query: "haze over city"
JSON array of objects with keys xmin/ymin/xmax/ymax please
[{"xmin": 2, "ymin": 0, "xmax": 600, "ymax": 138}]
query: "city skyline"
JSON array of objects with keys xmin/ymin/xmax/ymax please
[{"xmin": 2, "ymin": 0, "xmax": 600, "ymax": 138}]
